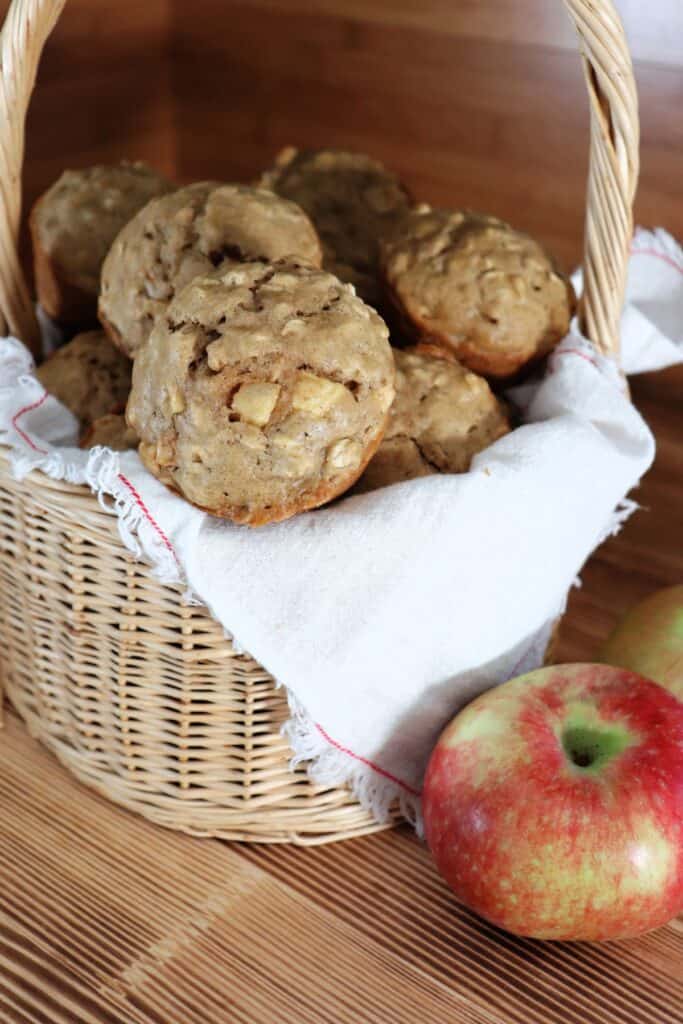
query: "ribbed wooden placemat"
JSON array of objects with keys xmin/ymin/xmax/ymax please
[
  {"xmin": 0, "ymin": 710, "xmax": 681, "ymax": 1024},
  {"xmin": 1, "ymin": 381, "xmax": 682, "ymax": 1024}
]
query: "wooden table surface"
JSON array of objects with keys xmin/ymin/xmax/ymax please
[{"xmin": 2, "ymin": 2, "xmax": 683, "ymax": 1021}]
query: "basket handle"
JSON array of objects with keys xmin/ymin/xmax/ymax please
[
  {"xmin": 0, "ymin": 0, "xmax": 638, "ymax": 361},
  {"xmin": 0, "ymin": 0, "xmax": 66, "ymax": 359}
]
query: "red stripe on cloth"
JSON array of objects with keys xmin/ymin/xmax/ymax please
[
  {"xmin": 11, "ymin": 401, "xmax": 182, "ymax": 578},
  {"xmin": 314, "ymin": 722, "xmax": 422, "ymax": 797},
  {"xmin": 117, "ymin": 472, "xmax": 183, "ymax": 573},
  {"xmin": 631, "ymin": 246, "xmax": 683, "ymax": 278},
  {"xmin": 117, "ymin": 477, "xmax": 418, "ymax": 799},
  {"xmin": 11, "ymin": 393, "xmax": 49, "ymax": 454},
  {"xmin": 14, "ymin": 400, "xmax": 419, "ymax": 790},
  {"xmin": 554, "ymin": 348, "xmax": 600, "ymax": 371}
]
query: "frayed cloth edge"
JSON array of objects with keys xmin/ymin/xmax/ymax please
[{"xmin": 282, "ymin": 690, "xmax": 423, "ymax": 832}]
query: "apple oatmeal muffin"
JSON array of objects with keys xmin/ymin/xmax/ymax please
[
  {"xmin": 80, "ymin": 414, "xmax": 138, "ymax": 452},
  {"xmin": 99, "ymin": 182, "xmax": 323, "ymax": 358},
  {"xmin": 381, "ymin": 206, "xmax": 575, "ymax": 379},
  {"xmin": 357, "ymin": 344, "xmax": 510, "ymax": 491},
  {"xmin": 260, "ymin": 147, "xmax": 411, "ymax": 307},
  {"xmin": 127, "ymin": 259, "xmax": 395, "ymax": 524},
  {"xmin": 37, "ymin": 330, "xmax": 132, "ymax": 426},
  {"xmin": 30, "ymin": 161, "xmax": 171, "ymax": 326}
]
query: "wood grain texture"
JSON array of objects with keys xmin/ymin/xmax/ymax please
[
  {"xmin": 22, "ymin": 0, "xmax": 173, "ymax": 188},
  {"xmin": 1, "ymin": 0, "xmax": 682, "ymax": 1020},
  {"xmin": 9, "ymin": 0, "xmax": 683, "ymax": 274},
  {"xmin": 237, "ymin": 0, "xmax": 683, "ymax": 67},
  {"xmin": 170, "ymin": 0, "xmax": 683, "ymax": 272}
]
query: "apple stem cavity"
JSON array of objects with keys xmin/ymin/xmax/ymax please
[{"xmin": 561, "ymin": 724, "xmax": 633, "ymax": 771}]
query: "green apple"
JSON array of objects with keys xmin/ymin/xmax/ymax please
[
  {"xmin": 600, "ymin": 586, "xmax": 683, "ymax": 700},
  {"xmin": 423, "ymin": 664, "xmax": 683, "ymax": 941}
]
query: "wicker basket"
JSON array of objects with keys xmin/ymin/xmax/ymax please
[{"xmin": 0, "ymin": 0, "xmax": 639, "ymax": 844}]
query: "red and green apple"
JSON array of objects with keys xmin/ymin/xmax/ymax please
[
  {"xmin": 600, "ymin": 586, "xmax": 683, "ymax": 701},
  {"xmin": 423, "ymin": 663, "xmax": 683, "ymax": 941}
]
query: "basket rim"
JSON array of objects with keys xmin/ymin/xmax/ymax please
[{"xmin": 0, "ymin": 445, "xmax": 88, "ymax": 497}]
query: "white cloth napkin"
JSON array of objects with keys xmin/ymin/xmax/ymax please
[{"xmin": 1, "ymin": 227, "xmax": 681, "ymax": 824}]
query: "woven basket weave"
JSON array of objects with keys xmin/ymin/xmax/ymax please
[{"xmin": 0, "ymin": 0, "xmax": 639, "ymax": 844}]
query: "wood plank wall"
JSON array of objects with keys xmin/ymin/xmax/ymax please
[
  {"xmin": 3, "ymin": 0, "xmax": 683, "ymax": 284},
  {"xmin": 20, "ymin": 1, "xmax": 173, "ymax": 205},
  {"xmin": 169, "ymin": 0, "xmax": 683, "ymax": 270}
]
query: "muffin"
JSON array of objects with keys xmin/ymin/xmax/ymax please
[
  {"xmin": 30, "ymin": 162, "xmax": 171, "ymax": 327},
  {"xmin": 36, "ymin": 330, "xmax": 132, "ymax": 426},
  {"xmin": 127, "ymin": 259, "xmax": 395, "ymax": 525},
  {"xmin": 99, "ymin": 182, "xmax": 323, "ymax": 358},
  {"xmin": 80, "ymin": 414, "xmax": 138, "ymax": 452},
  {"xmin": 357, "ymin": 344, "xmax": 510, "ymax": 492},
  {"xmin": 260, "ymin": 147, "xmax": 411, "ymax": 307},
  {"xmin": 380, "ymin": 206, "xmax": 575, "ymax": 379}
]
